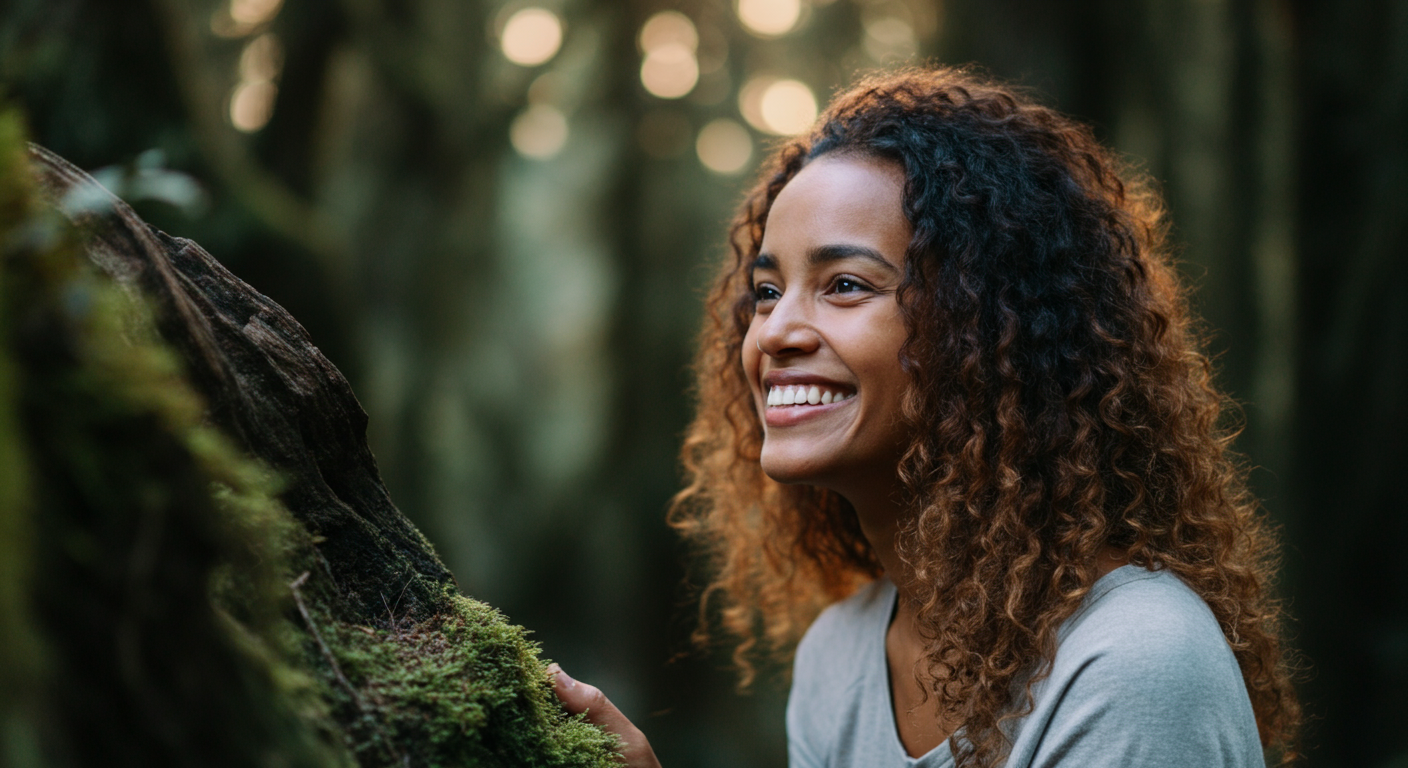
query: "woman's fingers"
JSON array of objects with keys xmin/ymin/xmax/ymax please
[{"xmin": 548, "ymin": 664, "xmax": 662, "ymax": 768}]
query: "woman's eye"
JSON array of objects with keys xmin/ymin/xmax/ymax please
[
  {"xmin": 753, "ymin": 284, "xmax": 781, "ymax": 302},
  {"xmin": 832, "ymin": 277, "xmax": 870, "ymax": 294}
]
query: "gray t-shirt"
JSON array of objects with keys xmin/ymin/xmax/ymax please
[{"xmin": 786, "ymin": 565, "xmax": 1264, "ymax": 768}]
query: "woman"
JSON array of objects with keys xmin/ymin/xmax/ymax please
[{"xmin": 551, "ymin": 67, "xmax": 1300, "ymax": 768}]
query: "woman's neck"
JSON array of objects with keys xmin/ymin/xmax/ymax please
[{"xmin": 842, "ymin": 481, "xmax": 910, "ymax": 589}]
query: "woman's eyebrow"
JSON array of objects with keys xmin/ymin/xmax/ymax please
[
  {"xmin": 749, "ymin": 254, "xmax": 778, "ymax": 285},
  {"xmin": 808, "ymin": 244, "xmax": 898, "ymax": 273},
  {"xmin": 751, "ymin": 253, "xmax": 778, "ymax": 272},
  {"xmin": 750, "ymin": 246, "xmax": 898, "ymax": 279}
]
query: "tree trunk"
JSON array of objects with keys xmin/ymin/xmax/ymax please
[{"xmin": 6, "ymin": 140, "xmax": 618, "ymax": 767}]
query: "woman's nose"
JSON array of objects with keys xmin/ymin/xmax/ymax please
[{"xmin": 756, "ymin": 295, "xmax": 820, "ymax": 357}]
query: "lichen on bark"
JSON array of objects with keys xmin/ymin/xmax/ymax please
[{"xmin": 0, "ymin": 112, "xmax": 618, "ymax": 768}]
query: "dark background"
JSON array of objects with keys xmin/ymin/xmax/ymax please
[{"xmin": 2, "ymin": 0, "xmax": 1403, "ymax": 765}]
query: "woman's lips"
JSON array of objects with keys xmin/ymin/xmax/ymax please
[{"xmin": 763, "ymin": 384, "xmax": 856, "ymax": 427}]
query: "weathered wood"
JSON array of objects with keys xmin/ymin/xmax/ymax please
[{"xmin": 28, "ymin": 143, "xmax": 452, "ymax": 624}]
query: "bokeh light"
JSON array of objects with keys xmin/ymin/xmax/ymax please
[
  {"xmin": 736, "ymin": 0, "xmax": 802, "ymax": 37},
  {"xmin": 500, "ymin": 8, "xmax": 564, "ymax": 67},
  {"xmin": 510, "ymin": 104, "xmax": 569, "ymax": 159},
  {"xmin": 229, "ymin": 33, "xmax": 283, "ymax": 132},
  {"xmin": 212, "ymin": 0, "xmax": 283, "ymax": 37},
  {"xmin": 760, "ymin": 78, "xmax": 816, "ymax": 135},
  {"xmin": 639, "ymin": 11, "xmax": 698, "ymax": 55},
  {"xmin": 740, "ymin": 76, "xmax": 816, "ymax": 135},
  {"xmin": 696, "ymin": 118, "xmax": 753, "ymax": 174},
  {"xmin": 230, "ymin": 81, "xmax": 277, "ymax": 132},
  {"xmin": 238, "ymin": 32, "xmax": 283, "ymax": 83},
  {"xmin": 230, "ymin": 0, "xmax": 283, "ymax": 27},
  {"xmin": 760, "ymin": 79, "xmax": 817, "ymax": 135},
  {"xmin": 639, "ymin": 11, "xmax": 700, "ymax": 99},
  {"xmin": 640, "ymin": 43, "xmax": 699, "ymax": 99}
]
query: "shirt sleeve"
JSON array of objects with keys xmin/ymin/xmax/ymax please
[{"xmin": 1027, "ymin": 615, "xmax": 1266, "ymax": 768}]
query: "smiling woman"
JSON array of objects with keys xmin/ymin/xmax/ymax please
[{"xmin": 551, "ymin": 67, "xmax": 1301, "ymax": 768}]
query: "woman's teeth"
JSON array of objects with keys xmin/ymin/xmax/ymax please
[{"xmin": 766, "ymin": 385, "xmax": 853, "ymax": 407}]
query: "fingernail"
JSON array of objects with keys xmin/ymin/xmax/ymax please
[{"xmin": 549, "ymin": 663, "xmax": 576, "ymax": 690}]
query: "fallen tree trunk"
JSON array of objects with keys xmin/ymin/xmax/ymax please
[{"xmin": 0, "ymin": 136, "xmax": 616, "ymax": 767}]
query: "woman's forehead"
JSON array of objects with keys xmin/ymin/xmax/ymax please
[{"xmin": 759, "ymin": 155, "xmax": 910, "ymax": 265}]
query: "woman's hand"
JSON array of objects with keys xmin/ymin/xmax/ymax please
[{"xmin": 548, "ymin": 663, "xmax": 662, "ymax": 768}]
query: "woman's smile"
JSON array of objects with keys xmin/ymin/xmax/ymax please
[
  {"xmin": 762, "ymin": 370, "xmax": 856, "ymax": 426},
  {"xmin": 766, "ymin": 386, "xmax": 854, "ymax": 408},
  {"xmin": 763, "ymin": 387, "xmax": 856, "ymax": 427}
]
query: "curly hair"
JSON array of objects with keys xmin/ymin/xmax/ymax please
[{"xmin": 669, "ymin": 67, "xmax": 1300, "ymax": 767}]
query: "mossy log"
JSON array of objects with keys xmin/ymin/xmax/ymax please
[{"xmin": 0, "ymin": 136, "xmax": 617, "ymax": 767}]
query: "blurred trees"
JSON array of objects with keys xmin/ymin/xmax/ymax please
[
  {"xmin": 1288, "ymin": 2, "xmax": 1407, "ymax": 763},
  {"xmin": 1, "ymin": 0, "xmax": 1404, "ymax": 766}
]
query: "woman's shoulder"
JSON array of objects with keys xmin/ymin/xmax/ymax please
[
  {"xmin": 1059, "ymin": 565, "xmax": 1233, "ymax": 669},
  {"xmin": 1041, "ymin": 565, "xmax": 1257, "ymax": 736},
  {"xmin": 1008, "ymin": 566, "xmax": 1264, "ymax": 768}
]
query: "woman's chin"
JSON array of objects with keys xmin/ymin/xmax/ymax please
[{"xmin": 759, "ymin": 452, "xmax": 833, "ymax": 487}]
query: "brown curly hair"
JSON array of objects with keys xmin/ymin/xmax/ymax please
[{"xmin": 669, "ymin": 67, "xmax": 1300, "ymax": 767}]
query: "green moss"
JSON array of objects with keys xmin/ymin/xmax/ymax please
[{"xmin": 305, "ymin": 592, "xmax": 619, "ymax": 768}]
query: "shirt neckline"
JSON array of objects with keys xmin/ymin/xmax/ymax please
[
  {"xmin": 876, "ymin": 577, "xmax": 953, "ymax": 766},
  {"xmin": 876, "ymin": 564, "xmax": 1149, "ymax": 765}
]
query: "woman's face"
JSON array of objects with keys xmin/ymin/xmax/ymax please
[{"xmin": 742, "ymin": 154, "xmax": 912, "ymax": 497}]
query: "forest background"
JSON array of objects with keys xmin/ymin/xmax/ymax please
[{"xmin": 1, "ymin": 0, "xmax": 1404, "ymax": 766}]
